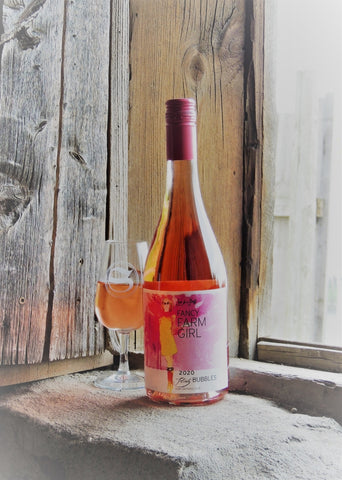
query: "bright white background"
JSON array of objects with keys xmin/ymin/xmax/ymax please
[{"xmin": 266, "ymin": 0, "xmax": 341, "ymax": 345}]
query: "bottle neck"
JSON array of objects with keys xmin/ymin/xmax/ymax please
[
  {"xmin": 165, "ymin": 157, "xmax": 197, "ymax": 193},
  {"xmin": 166, "ymin": 123, "xmax": 197, "ymax": 161},
  {"xmin": 165, "ymin": 122, "xmax": 201, "ymax": 209}
]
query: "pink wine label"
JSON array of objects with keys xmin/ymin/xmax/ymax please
[{"xmin": 143, "ymin": 288, "xmax": 228, "ymax": 394}]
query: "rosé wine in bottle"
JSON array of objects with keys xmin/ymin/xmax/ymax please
[{"xmin": 143, "ymin": 98, "xmax": 228, "ymax": 405}]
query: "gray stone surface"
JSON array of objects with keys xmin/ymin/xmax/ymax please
[{"xmin": 0, "ymin": 371, "xmax": 342, "ymax": 480}]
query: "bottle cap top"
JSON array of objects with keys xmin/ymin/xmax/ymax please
[{"xmin": 166, "ymin": 98, "xmax": 197, "ymax": 126}]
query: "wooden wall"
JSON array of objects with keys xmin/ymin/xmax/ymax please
[
  {"xmin": 129, "ymin": 0, "xmax": 246, "ymax": 356},
  {"xmin": 0, "ymin": 0, "xmax": 253, "ymax": 379},
  {"xmin": 0, "ymin": 0, "xmax": 116, "ymax": 367}
]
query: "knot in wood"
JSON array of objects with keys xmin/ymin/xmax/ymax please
[
  {"xmin": 15, "ymin": 27, "xmax": 40, "ymax": 50},
  {"xmin": 189, "ymin": 54, "xmax": 205, "ymax": 83},
  {"xmin": 69, "ymin": 151, "xmax": 87, "ymax": 168},
  {"xmin": 182, "ymin": 46, "xmax": 208, "ymax": 86}
]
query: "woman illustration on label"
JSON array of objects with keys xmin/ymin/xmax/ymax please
[{"xmin": 159, "ymin": 296, "xmax": 177, "ymax": 392}]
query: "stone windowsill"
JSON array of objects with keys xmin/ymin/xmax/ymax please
[{"xmin": 0, "ymin": 359, "xmax": 341, "ymax": 480}]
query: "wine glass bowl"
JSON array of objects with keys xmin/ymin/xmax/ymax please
[{"xmin": 94, "ymin": 240, "xmax": 148, "ymax": 390}]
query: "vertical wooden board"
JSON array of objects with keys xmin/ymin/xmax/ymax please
[
  {"xmin": 129, "ymin": 0, "xmax": 245, "ymax": 356},
  {"xmin": 109, "ymin": 0, "xmax": 129, "ymax": 242},
  {"xmin": 0, "ymin": 0, "xmax": 64, "ymax": 365},
  {"xmin": 238, "ymin": 0, "xmax": 265, "ymax": 359},
  {"xmin": 287, "ymin": 72, "xmax": 318, "ymax": 341},
  {"xmin": 265, "ymin": 113, "xmax": 295, "ymax": 339},
  {"xmin": 107, "ymin": 0, "xmax": 130, "ymax": 353},
  {"xmin": 256, "ymin": 0, "xmax": 276, "ymax": 353},
  {"xmin": 264, "ymin": 73, "xmax": 319, "ymax": 344},
  {"xmin": 49, "ymin": 0, "xmax": 110, "ymax": 360},
  {"xmin": 314, "ymin": 96, "xmax": 333, "ymax": 341}
]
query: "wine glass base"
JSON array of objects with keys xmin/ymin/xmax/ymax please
[{"xmin": 94, "ymin": 371, "xmax": 145, "ymax": 391}]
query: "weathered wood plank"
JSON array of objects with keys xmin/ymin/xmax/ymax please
[
  {"xmin": 108, "ymin": 0, "xmax": 129, "ymax": 242},
  {"xmin": 313, "ymin": 95, "xmax": 333, "ymax": 341},
  {"xmin": 0, "ymin": 0, "xmax": 119, "ymax": 369},
  {"xmin": 0, "ymin": 0, "xmax": 65, "ymax": 365},
  {"xmin": 129, "ymin": 0, "xmax": 246, "ymax": 356},
  {"xmin": 264, "ymin": 72, "xmax": 319, "ymax": 344},
  {"xmin": 0, "ymin": 351, "xmax": 113, "ymax": 387},
  {"xmin": 239, "ymin": 0, "xmax": 265, "ymax": 359},
  {"xmin": 258, "ymin": 339, "xmax": 342, "ymax": 373},
  {"xmin": 255, "ymin": 0, "xmax": 276, "ymax": 358},
  {"xmin": 48, "ymin": 0, "xmax": 110, "ymax": 361},
  {"xmin": 106, "ymin": 0, "xmax": 130, "ymax": 354}
]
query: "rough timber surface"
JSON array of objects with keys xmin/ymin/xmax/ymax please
[
  {"xmin": 129, "ymin": 0, "xmax": 245, "ymax": 357},
  {"xmin": 0, "ymin": 0, "xmax": 115, "ymax": 366},
  {"xmin": 0, "ymin": 371, "xmax": 341, "ymax": 480}
]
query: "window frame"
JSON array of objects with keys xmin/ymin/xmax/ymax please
[
  {"xmin": 239, "ymin": 0, "xmax": 267, "ymax": 359},
  {"xmin": 241, "ymin": 1, "xmax": 342, "ymax": 374}
]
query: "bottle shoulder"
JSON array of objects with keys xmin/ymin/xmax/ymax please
[
  {"xmin": 144, "ymin": 159, "xmax": 227, "ymax": 284},
  {"xmin": 144, "ymin": 202, "xmax": 227, "ymax": 284}
]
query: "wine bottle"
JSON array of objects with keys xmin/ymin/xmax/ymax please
[{"xmin": 143, "ymin": 98, "xmax": 228, "ymax": 405}]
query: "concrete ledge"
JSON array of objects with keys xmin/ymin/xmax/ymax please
[
  {"xmin": 229, "ymin": 358, "xmax": 342, "ymax": 424},
  {"xmin": 1, "ymin": 369, "xmax": 342, "ymax": 480}
]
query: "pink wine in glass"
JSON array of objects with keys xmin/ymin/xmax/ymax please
[
  {"xmin": 143, "ymin": 98, "xmax": 228, "ymax": 405},
  {"xmin": 95, "ymin": 281, "xmax": 144, "ymax": 331}
]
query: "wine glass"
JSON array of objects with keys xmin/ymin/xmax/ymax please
[{"xmin": 94, "ymin": 240, "xmax": 148, "ymax": 390}]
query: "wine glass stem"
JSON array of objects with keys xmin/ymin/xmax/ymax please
[{"xmin": 117, "ymin": 331, "xmax": 130, "ymax": 377}]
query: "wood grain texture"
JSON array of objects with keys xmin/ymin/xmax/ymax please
[
  {"xmin": 258, "ymin": 339, "xmax": 342, "ymax": 373},
  {"xmin": 0, "ymin": 351, "xmax": 113, "ymax": 387},
  {"xmin": 48, "ymin": 0, "xmax": 110, "ymax": 361},
  {"xmin": 239, "ymin": 0, "xmax": 265, "ymax": 359},
  {"xmin": 255, "ymin": 0, "xmax": 276, "ymax": 356},
  {"xmin": 129, "ymin": 0, "xmax": 246, "ymax": 356},
  {"xmin": 0, "ymin": 0, "xmax": 114, "ymax": 366},
  {"xmin": 0, "ymin": 0, "xmax": 64, "ymax": 364},
  {"xmin": 108, "ymin": 0, "xmax": 129, "ymax": 242},
  {"xmin": 0, "ymin": 0, "xmax": 260, "ymax": 376},
  {"xmin": 107, "ymin": 0, "xmax": 130, "ymax": 353}
]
